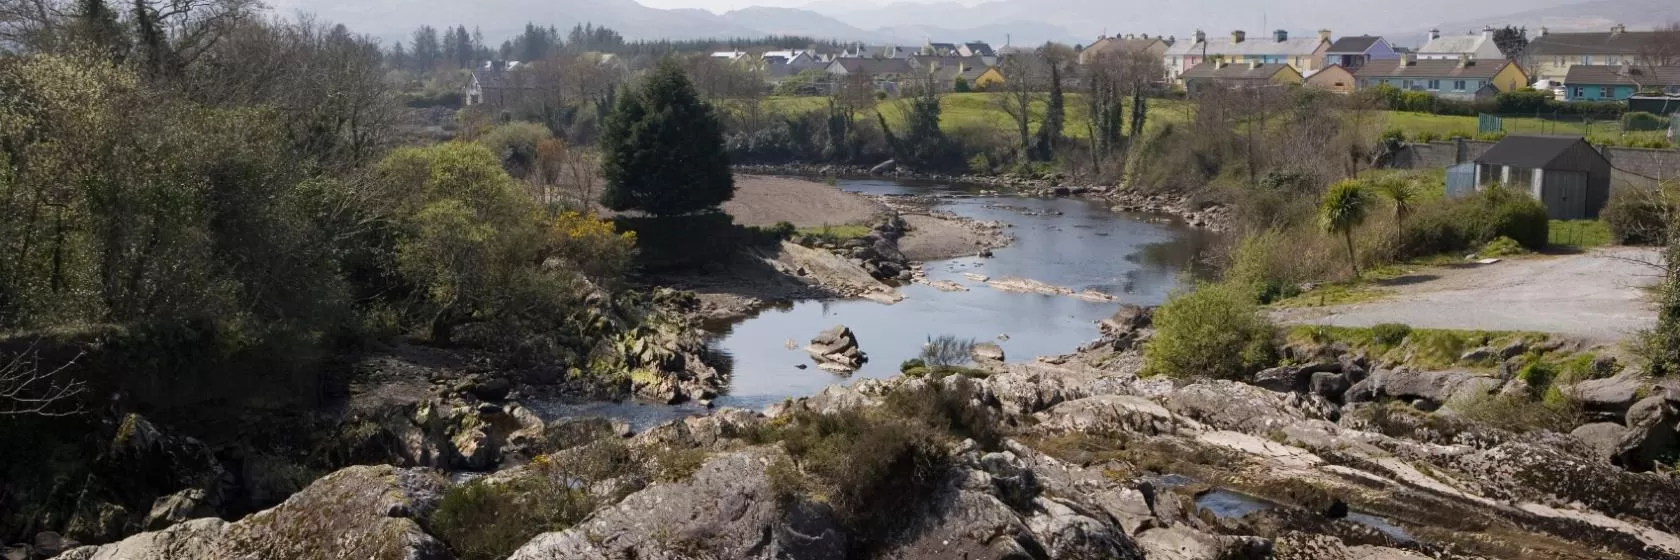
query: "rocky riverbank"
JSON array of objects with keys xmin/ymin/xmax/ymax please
[{"xmin": 49, "ymin": 305, "xmax": 1680, "ymax": 560}]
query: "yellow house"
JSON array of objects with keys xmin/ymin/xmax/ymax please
[
  {"xmin": 1304, "ymin": 64, "xmax": 1358, "ymax": 94},
  {"xmin": 974, "ymin": 66, "xmax": 1006, "ymax": 89},
  {"xmin": 1179, "ymin": 61, "xmax": 1302, "ymax": 94}
]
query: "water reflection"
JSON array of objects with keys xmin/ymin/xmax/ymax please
[{"xmin": 706, "ymin": 178, "xmax": 1216, "ymax": 411}]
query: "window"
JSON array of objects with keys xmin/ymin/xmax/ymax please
[
  {"xmin": 1600, "ymin": 87, "xmax": 1615, "ymax": 98},
  {"xmin": 1428, "ymin": 79, "xmax": 1440, "ymax": 90},
  {"xmin": 1582, "ymin": 55, "xmax": 1592, "ymax": 65},
  {"xmin": 1453, "ymin": 80, "xmax": 1467, "ymax": 90},
  {"xmin": 1667, "ymin": 85, "xmax": 1680, "ymax": 95},
  {"xmin": 1573, "ymin": 86, "xmax": 1585, "ymax": 98},
  {"xmin": 1479, "ymin": 164, "xmax": 1502, "ymax": 186},
  {"xmin": 1402, "ymin": 79, "xmax": 1414, "ymax": 89}
]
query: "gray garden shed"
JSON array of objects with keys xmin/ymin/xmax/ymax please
[{"xmin": 1473, "ymin": 135, "xmax": 1611, "ymax": 220}]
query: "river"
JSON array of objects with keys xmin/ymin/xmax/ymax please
[
  {"xmin": 706, "ymin": 178, "xmax": 1213, "ymax": 410},
  {"xmin": 531, "ymin": 178, "xmax": 1212, "ymax": 427}
]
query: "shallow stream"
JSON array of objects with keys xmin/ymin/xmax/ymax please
[{"xmin": 706, "ymin": 178, "xmax": 1213, "ymax": 410}]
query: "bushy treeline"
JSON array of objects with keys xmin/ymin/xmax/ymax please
[{"xmin": 0, "ymin": 2, "xmax": 643, "ymax": 410}]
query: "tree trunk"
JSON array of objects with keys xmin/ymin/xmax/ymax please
[{"xmin": 1344, "ymin": 230, "xmax": 1361, "ymax": 279}]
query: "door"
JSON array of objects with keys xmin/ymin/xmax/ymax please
[{"xmin": 1543, "ymin": 171, "xmax": 1589, "ymax": 220}]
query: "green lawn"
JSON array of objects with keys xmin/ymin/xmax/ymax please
[
  {"xmin": 1547, "ymin": 219, "xmax": 1612, "ymax": 250},
  {"xmin": 1386, "ymin": 111, "xmax": 1669, "ymax": 145}
]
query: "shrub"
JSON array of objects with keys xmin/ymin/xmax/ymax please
[
  {"xmin": 1495, "ymin": 88, "xmax": 1550, "ymax": 114},
  {"xmin": 1144, "ymin": 282, "xmax": 1277, "ymax": 379},
  {"xmin": 430, "ymin": 469, "xmax": 595, "ymax": 560},
  {"xmin": 1370, "ymin": 323, "xmax": 1413, "ymax": 347},
  {"xmin": 1380, "ymin": 127, "xmax": 1407, "ymax": 143},
  {"xmin": 1620, "ymin": 111, "xmax": 1667, "ymax": 131},
  {"xmin": 1478, "ymin": 235, "xmax": 1529, "ymax": 257},
  {"xmin": 1225, "ymin": 228, "xmax": 1338, "ymax": 303},
  {"xmin": 1388, "ymin": 186, "xmax": 1549, "ymax": 260},
  {"xmin": 1603, "ymin": 185, "xmax": 1672, "ymax": 245},
  {"xmin": 920, "ymin": 335, "xmax": 975, "ymax": 368},
  {"xmin": 898, "ymin": 358, "xmax": 927, "ymax": 373},
  {"xmin": 1413, "ymin": 131, "xmax": 1442, "ymax": 143}
]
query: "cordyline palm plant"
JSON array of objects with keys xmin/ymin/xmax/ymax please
[
  {"xmin": 1373, "ymin": 176, "xmax": 1416, "ymax": 229},
  {"xmin": 1321, "ymin": 179, "xmax": 1372, "ymax": 279}
]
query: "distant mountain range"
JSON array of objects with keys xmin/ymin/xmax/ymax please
[{"xmin": 277, "ymin": 0, "xmax": 1678, "ymax": 51}]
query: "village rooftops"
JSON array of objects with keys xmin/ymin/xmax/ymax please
[
  {"xmin": 1164, "ymin": 30, "xmax": 1327, "ymax": 57},
  {"xmin": 1527, "ymin": 27, "xmax": 1670, "ymax": 56},
  {"xmin": 1326, "ymin": 35, "xmax": 1382, "ymax": 54},
  {"xmin": 1355, "ymin": 57, "xmax": 1516, "ymax": 79},
  {"xmin": 1563, "ymin": 65, "xmax": 1680, "ymax": 87}
]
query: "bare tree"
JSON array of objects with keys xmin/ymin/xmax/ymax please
[
  {"xmin": 0, "ymin": 0, "xmax": 66, "ymax": 51},
  {"xmin": 1636, "ymin": 23, "xmax": 1680, "ymax": 82},
  {"xmin": 992, "ymin": 53, "xmax": 1044, "ymax": 160},
  {"xmin": 1, "ymin": 345, "xmax": 85, "ymax": 417}
]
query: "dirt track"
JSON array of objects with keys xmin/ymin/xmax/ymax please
[{"xmin": 1274, "ymin": 247, "xmax": 1665, "ymax": 342}]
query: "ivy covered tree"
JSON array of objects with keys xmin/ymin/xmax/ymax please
[{"xmin": 599, "ymin": 59, "xmax": 734, "ymax": 216}]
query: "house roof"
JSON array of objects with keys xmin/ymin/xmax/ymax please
[
  {"xmin": 909, "ymin": 55, "xmax": 991, "ymax": 80},
  {"xmin": 1164, "ymin": 35, "xmax": 1326, "ymax": 57},
  {"xmin": 1417, "ymin": 34, "xmax": 1491, "ymax": 56},
  {"xmin": 1355, "ymin": 58, "xmax": 1515, "ymax": 79},
  {"xmin": 963, "ymin": 42, "xmax": 995, "ymax": 56},
  {"xmin": 1563, "ymin": 65, "xmax": 1680, "ymax": 86},
  {"xmin": 1475, "ymin": 135, "xmax": 1603, "ymax": 168},
  {"xmin": 1326, "ymin": 35, "xmax": 1382, "ymax": 54},
  {"xmin": 471, "ymin": 69, "xmax": 512, "ymax": 89},
  {"xmin": 1527, "ymin": 31, "xmax": 1665, "ymax": 56},
  {"xmin": 829, "ymin": 57, "xmax": 914, "ymax": 75},
  {"xmin": 1181, "ymin": 61, "xmax": 1297, "ymax": 80}
]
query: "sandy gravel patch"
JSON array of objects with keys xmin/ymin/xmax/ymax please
[{"xmin": 721, "ymin": 175, "xmax": 887, "ymax": 228}]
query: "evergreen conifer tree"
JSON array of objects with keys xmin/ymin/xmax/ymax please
[{"xmin": 599, "ymin": 59, "xmax": 734, "ymax": 216}]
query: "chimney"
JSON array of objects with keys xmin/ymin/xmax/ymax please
[
  {"xmin": 492, "ymin": 60, "xmax": 506, "ymax": 71},
  {"xmin": 1232, "ymin": 30, "xmax": 1246, "ymax": 43},
  {"xmin": 1428, "ymin": 28, "xmax": 1440, "ymax": 41},
  {"xmin": 1401, "ymin": 52, "xmax": 1415, "ymax": 66},
  {"xmin": 1482, "ymin": 26, "xmax": 1495, "ymax": 40},
  {"xmin": 1274, "ymin": 29, "xmax": 1288, "ymax": 42},
  {"xmin": 1318, "ymin": 29, "xmax": 1332, "ymax": 42},
  {"xmin": 1611, "ymin": 24, "xmax": 1626, "ymax": 35},
  {"xmin": 1193, "ymin": 29, "xmax": 1206, "ymax": 43},
  {"xmin": 1458, "ymin": 53, "xmax": 1472, "ymax": 67},
  {"xmin": 1250, "ymin": 60, "xmax": 1262, "ymax": 69},
  {"xmin": 1216, "ymin": 60, "xmax": 1227, "ymax": 69},
  {"xmin": 1538, "ymin": 26, "xmax": 1549, "ymax": 37}
]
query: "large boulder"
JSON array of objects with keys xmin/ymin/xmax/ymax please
[
  {"xmin": 1564, "ymin": 375, "xmax": 1644, "ymax": 421},
  {"xmin": 1615, "ymin": 396, "xmax": 1680, "ymax": 472},
  {"xmin": 508, "ymin": 448, "xmax": 845, "ymax": 560},
  {"xmin": 1253, "ymin": 363, "xmax": 1340, "ymax": 394},
  {"xmin": 806, "ymin": 325, "xmax": 866, "ymax": 372},
  {"xmin": 60, "ymin": 465, "xmax": 452, "ymax": 560},
  {"xmin": 1570, "ymin": 422, "xmax": 1628, "ymax": 463},
  {"xmin": 1370, "ymin": 370, "xmax": 1483, "ymax": 406}
]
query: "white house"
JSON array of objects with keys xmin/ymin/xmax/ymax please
[{"xmin": 1416, "ymin": 28, "xmax": 1505, "ymax": 60}]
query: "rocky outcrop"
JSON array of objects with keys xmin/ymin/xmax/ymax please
[
  {"xmin": 1615, "ymin": 395, "xmax": 1680, "ymax": 472},
  {"xmin": 60, "ymin": 465, "xmax": 452, "ymax": 560},
  {"xmin": 53, "ymin": 414, "xmax": 229, "ymax": 545},
  {"xmin": 1564, "ymin": 374, "xmax": 1644, "ymax": 421},
  {"xmin": 806, "ymin": 325, "xmax": 866, "ymax": 372},
  {"xmin": 509, "ymin": 448, "xmax": 843, "ymax": 560},
  {"xmin": 971, "ymin": 342, "xmax": 1006, "ymax": 363}
]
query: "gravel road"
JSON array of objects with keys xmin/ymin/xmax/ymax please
[{"xmin": 1274, "ymin": 247, "xmax": 1665, "ymax": 342}]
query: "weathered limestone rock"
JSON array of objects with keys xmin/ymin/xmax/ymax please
[
  {"xmin": 1570, "ymin": 422, "xmax": 1628, "ymax": 463},
  {"xmin": 806, "ymin": 325, "xmax": 866, "ymax": 372},
  {"xmin": 1309, "ymin": 372, "xmax": 1350, "ymax": 402},
  {"xmin": 1615, "ymin": 396, "xmax": 1680, "ymax": 472},
  {"xmin": 60, "ymin": 465, "xmax": 452, "ymax": 560},
  {"xmin": 1564, "ymin": 375, "xmax": 1643, "ymax": 420},
  {"xmin": 508, "ymin": 448, "xmax": 845, "ymax": 560},
  {"xmin": 972, "ymin": 342, "xmax": 1006, "ymax": 363}
]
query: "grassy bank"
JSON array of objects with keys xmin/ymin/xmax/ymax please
[{"xmin": 755, "ymin": 93, "xmax": 1193, "ymax": 140}]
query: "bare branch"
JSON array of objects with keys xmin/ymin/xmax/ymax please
[{"xmin": 1, "ymin": 342, "xmax": 86, "ymax": 417}]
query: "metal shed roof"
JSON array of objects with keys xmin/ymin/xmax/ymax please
[{"xmin": 1474, "ymin": 135, "xmax": 1607, "ymax": 170}]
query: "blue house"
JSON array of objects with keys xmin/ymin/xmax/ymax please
[{"xmin": 1562, "ymin": 65, "xmax": 1680, "ymax": 101}]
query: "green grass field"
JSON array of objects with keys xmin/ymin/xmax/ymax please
[
  {"xmin": 1385, "ymin": 111, "xmax": 1669, "ymax": 145},
  {"xmin": 748, "ymin": 93, "xmax": 1668, "ymax": 148},
  {"xmin": 754, "ymin": 93, "xmax": 1191, "ymax": 140}
]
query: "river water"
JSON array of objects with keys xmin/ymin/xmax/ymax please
[
  {"xmin": 530, "ymin": 178, "xmax": 1212, "ymax": 428},
  {"xmin": 706, "ymin": 178, "xmax": 1213, "ymax": 411}
]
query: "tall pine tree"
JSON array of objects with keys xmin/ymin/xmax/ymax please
[{"xmin": 599, "ymin": 59, "xmax": 734, "ymax": 216}]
